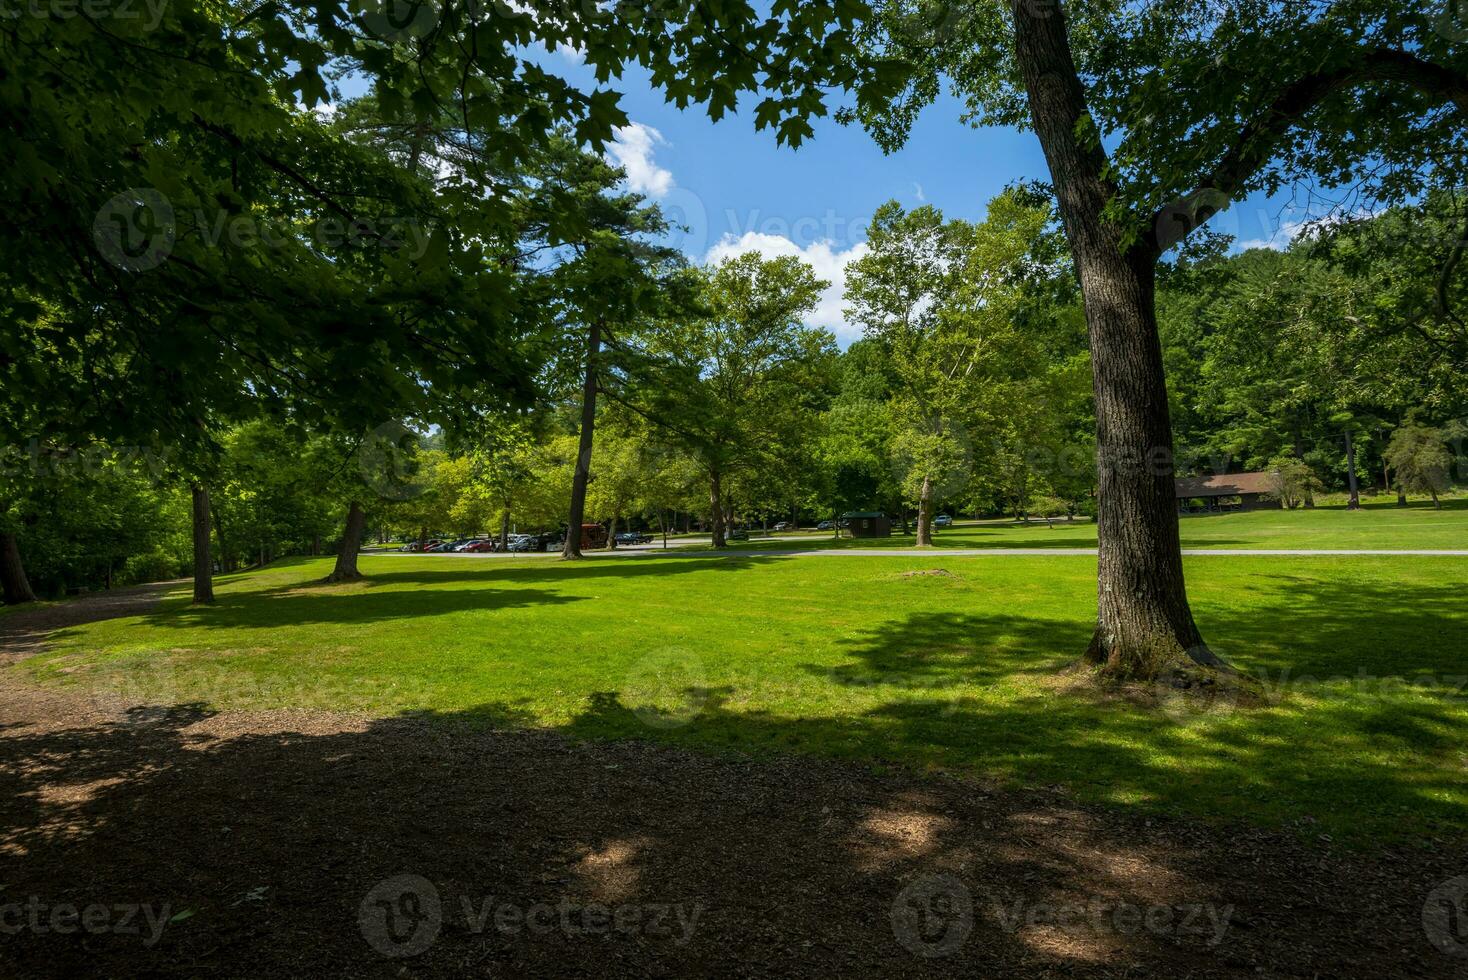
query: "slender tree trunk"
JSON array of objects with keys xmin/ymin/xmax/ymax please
[
  {"xmin": 563, "ymin": 320, "xmax": 602, "ymax": 560},
  {"xmin": 1344, "ymin": 430, "xmax": 1361, "ymax": 510},
  {"xmin": 916, "ymin": 474, "xmax": 934, "ymax": 547},
  {"xmin": 191, "ymin": 483, "xmax": 214, "ymax": 605},
  {"xmin": 607, "ymin": 515, "xmax": 618, "ymax": 550},
  {"xmin": 0, "ymin": 531, "xmax": 37, "ymax": 605},
  {"xmin": 211, "ymin": 499, "xmax": 233, "ymax": 572},
  {"xmin": 1391, "ymin": 457, "xmax": 1408, "ymax": 506},
  {"xmin": 326, "ymin": 500, "xmax": 367, "ymax": 583},
  {"xmin": 1012, "ymin": 0, "xmax": 1218, "ymax": 677},
  {"xmin": 500, "ymin": 508, "xmax": 511, "ymax": 552},
  {"xmin": 1431, "ymin": 488, "xmax": 1442, "ymax": 509},
  {"xmin": 709, "ymin": 470, "xmax": 726, "ymax": 548}
]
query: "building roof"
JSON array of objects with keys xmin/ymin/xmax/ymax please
[
  {"xmin": 1174, "ymin": 471, "xmax": 1278, "ymax": 498},
  {"xmin": 841, "ymin": 512, "xmax": 887, "ymax": 519}
]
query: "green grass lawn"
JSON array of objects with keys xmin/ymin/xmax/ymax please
[
  {"xmin": 15, "ymin": 547, "xmax": 1468, "ymax": 847},
  {"xmin": 732, "ymin": 497, "xmax": 1468, "ymax": 551}
]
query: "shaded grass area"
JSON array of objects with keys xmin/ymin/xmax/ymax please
[
  {"xmin": 16, "ymin": 552, "xmax": 1468, "ymax": 846},
  {"xmin": 730, "ymin": 497, "xmax": 1468, "ymax": 551}
]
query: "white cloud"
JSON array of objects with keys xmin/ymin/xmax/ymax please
[
  {"xmin": 1237, "ymin": 216, "xmax": 1314, "ymax": 252},
  {"xmin": 703, "ymin": 231, "xmax": 870, "ymax": 344},
  {"xmin": 1236, "ymin": 210, "xmax": 1367, "ymax": 251},
  {"xmin": 913, "ymin": 182, "xmax": 926, "ymax": 202},
  {"xmin": 607, "ymin": 123, "xmax": 674, "ymax": 198}
]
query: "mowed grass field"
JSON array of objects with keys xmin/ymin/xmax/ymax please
[
  {"xmin": 15, "ymin": 519, "xmax": 1468, "ymax": 847},
  {"xmin": 732, "ymin": 497, "xmax": 1468, "ymax": 551}
]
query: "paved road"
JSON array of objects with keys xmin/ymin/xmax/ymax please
[{"xmin": 370, "ymin": 546, "xmax": 1468, "ymax": 558}]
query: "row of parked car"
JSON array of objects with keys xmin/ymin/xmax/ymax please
[
  {"xmin": 401, "ymin": 529, "xmax": 659, "ymax": 554},
  {"xmin": 809, "ymin": 515, "xmax": 954, "ymax": 531},
  {"xmin": 399, "ymin": 535, "xmax": 551, "ymax": 554}
]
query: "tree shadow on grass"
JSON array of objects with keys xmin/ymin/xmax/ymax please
[
  {"xmin": 805, "ymin": 610, "xmax": 1089, "ymax": 687},
  {"xmin": 1202, "ymin": 572, "xmax": 1468, "ymax": 680},
  {"xmin": 121, "ymin": 583, "xmax": 587, "ymax": 632},
  {"xmin": 0, "ymin": 689, "xmax": 1458, "ymax": 979},
  {"xmin": 105, "ymin": 554, "xmax": 789, "ymax": 633}
]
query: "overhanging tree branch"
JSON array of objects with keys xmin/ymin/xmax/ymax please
[{"xmin": 1151, "ymin": 48, "xmax": 1468, "ymax": 255}]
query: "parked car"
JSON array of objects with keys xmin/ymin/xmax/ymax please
[
  {"xmin": 773, "ymin": 522, "xmax": 794, "ymax": 532},
  {"xmin": 464, "ymin": 539, "xmax": 498, "ymax": 553},
  {"xmin": 452, "ymin": 539, "xmax": 484, "ymax": 552},
  {"xmin": 816, "ymin": 520, "xmax": 835, "ymax": 531},
  {"xmin": 426, "ymin": 541, "xmax": 459, "ymax": 552},
  {"xmin": 615, "ymin": 531, "xmax": 654, "ymax": 545},
  {"xmin": 727, "ymin": 528, "xmax": 749, "ymax": 541},
  {"xmin": 933, "ymin": 515, "xmax": 954, "ymax": 528}
]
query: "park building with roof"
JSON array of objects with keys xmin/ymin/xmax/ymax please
[{"xmin": 1174, "ymin": 471, "xmax": 1279, "ymax": 512}]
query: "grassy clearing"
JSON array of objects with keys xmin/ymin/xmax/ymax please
[
  {"xmin": 731, "ymin": 498, "xmax": 1468, "ymax": 551},
  {"xmin": 15, "ymin": 548, "xmax": 1468, "ymax": 847}
]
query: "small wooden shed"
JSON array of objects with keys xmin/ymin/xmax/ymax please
[{"xmin": 843, "ymin": 512, "xmax": 892, "ymax": 538}]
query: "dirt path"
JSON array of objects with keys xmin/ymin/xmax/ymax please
[
  {"xmin": 0, "ymin": 580, "xmax": 182, "ymax": 663},
  {"xmin": 0, "ymin": 591, "xmax": 1464, "ymax": 977}
]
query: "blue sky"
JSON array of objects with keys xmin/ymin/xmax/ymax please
[
  {"xmin": 576, "ymin": 54, "xmax": 1318, "ymax": 343},
  {"xmin": 344, "ymin": 49, "xmax": 1317, "ymax": 345}
]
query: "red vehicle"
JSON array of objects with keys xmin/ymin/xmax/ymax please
[
  {"xmin": 579, "ymin": 524, "xmax": 608, "ymax": 550},
  {"xmin": 464, "ymin": 539, "xmax": 498, "ymax": 553}
]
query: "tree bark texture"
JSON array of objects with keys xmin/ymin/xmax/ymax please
[
  {"xmin": 1011, "ymin": 0, "xmax": 1219, "ymax": 676},
  {"xmin": 326, "ymin": 500, "xmax": 367, "ymax": 583},
  {"xmin": 709, "ymin": 470, "xmax": 726, "ymax": 548},
  {"xmin": 915, "ymin": 475, "xmax": 934, "ymax": 547},
  {"xmin": 0, "ymin": 531, "xmax": 37, "ymax": 605},
  {"xmin": 191, "ymin": 483, "xmax": 215, "ymax": 605},
  {"xmin": 563, "ymin": 320, "xmax": 602, "ymax": 561}
]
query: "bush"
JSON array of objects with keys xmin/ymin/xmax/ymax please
[{"xmin": 119, "ymin": 549, "xmax": 186, "ymax": 587}]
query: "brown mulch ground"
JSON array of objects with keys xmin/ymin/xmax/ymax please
[{"xmin": 1, "ymin": 593, "xmax": 1465, "ymax": 978}]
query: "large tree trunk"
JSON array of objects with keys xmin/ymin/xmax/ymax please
[
  {"xmin": 563, "ymin": 320, "xmax": 602, "ymax": 561},
  {"xmin": 326, "ymin": 500, "xmax": 367, "ymax": 583},
  {"xmin": 709, "ymin": 470, "xmax": 726, "ymax": 548},
  {"xmin": 915, "ymin": 475, "xmax": 934, "ymax": 547},
  {"xmin": 191, "ymin": 483, "xmax": 214, "ymax": 605},
  {"xmin": 1012, "ymin": 0, "xmax": 1219, "ymax": 678},
  {"xmin": 0, "ymin": 531, "xmax": 38, "ymax": 605},
  {"xmin": 500, "ymin": 507, "xmax": 511, "ymax": 552},
  {"xmin": 606, "ymin": 515, "xmax": 618, "ymax": 550},
  {"xmin": 1344, "ymin": 429, "xmax": 1361, "ymax": 510}
]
